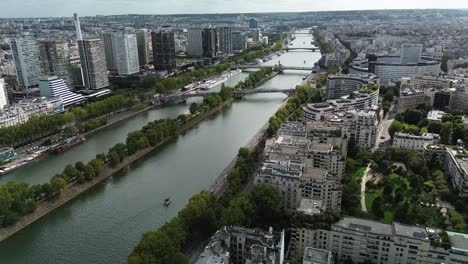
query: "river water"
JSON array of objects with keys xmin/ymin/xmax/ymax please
[{"xmin": 0, "ymin": 30, "xmax": 320, "ymax": 264}]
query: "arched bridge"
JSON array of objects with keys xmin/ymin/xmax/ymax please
[
  {"xmin": 284, "ymin": 47, "xmax": 319, "ymax": 52},
  {"xmin": 162, "ymin": 88, "xmax": 296, "ymax": 102},
  {"xmin": 238, "ymin": 65, "xmax": 313, "ymax": 71}
]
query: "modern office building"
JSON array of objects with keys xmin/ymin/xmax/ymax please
[
  {"xmin": 325, "ymin": 74, "xmax": 379, "ymax": 99},
  {"xmin": 249, "ymin": 18, "xmax": 258, "ymax": 28},
  {"xmin": 39, "ymin": 76, "xmax": 84, "ymax": 107},
  {"xmin": 0, "ymin": 78, "xmax": 8, "ymax": 109},
  {"xmin": 252, "ymin": 29, "xmax": 261, "ymax": 42},
  {"xmin": 232, "ymin": 31, "xmax": 247, "ymax": 52},
  {"xmin": 187, "ymin": 28, "xmax": 203, "ymax": 57},
  {"xmin": 102, "ymin": 32, "xmax": 116, "ymax": 70},
  {"xmin": 38, "ymin": 40, "xmax": 74, "ymax": 88},
  {"xmin": 400, "ymin": 44, "xmax": 423, "ymax": 64},
  {"xmin": 369, "ymin": 54, "xmax": 441, "ymax": 86},
  {"xmin": 78, "ymin": 39, "xmax": 109, "ymax": 89},
  {"xmin": 195, "ymin": 226, "xmax": 285, "ymax": 264},
  {"xmin": 393, "ymin": 132, "xmax": 441, "ymax": 152},
  {"xmin": 136, "ymin": 30, "xmax": 150, "ymax": 66},
  {"xmin": 290, "ymin": 217, "xmax": 468, "ymax": 264},
  {"xmin": 202, "ymin": 28, "xmax": 218, "ymax": 58},
  {"xmin": 74, "ymin": 13, "xmax": 108, "ymax": 90},
  {"xmin": 151, "ymin": 30, "xmax": 176, "ymax": 72},
  {"xmin": 112, "ymin": 33, "xmax": 139, "ymax": 75},
  {"xmin": 10, "ymin": 37, "xmax": 42, "ymax": 90},
  {"xmin": 217, "ymin": 26, "xmax": 232, "ymax": 55}
]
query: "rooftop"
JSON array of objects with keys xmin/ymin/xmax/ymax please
[
  {"xmin": 303, "ymin": 247, "xmax": 332, "ymax": 264},
  {"xmin": 334, "ymin": 217, "xmax": 393, "ymax": 236},
  {"xmin": 447, "ymin": 231, "xmax": 468, "ymax": 253},
  {"xmin": 297, "ymin": 198, "xmax": 323, "ymax": 216},
  {"xmin": 393, "ymin": 222, "xmax": 429, "ymax": 241}
]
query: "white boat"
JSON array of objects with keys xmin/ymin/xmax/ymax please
[{"xmin": 199, "ymin": 77, "xmax": 228, "ymax": 90}]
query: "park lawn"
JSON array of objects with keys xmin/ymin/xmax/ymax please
[
  {"xmin": 365, "ymin": 188, "xmax": 383, "ymax": 211},
  {"xmin": 389, "ymin": 173, "xmax": 411, "ymax": 191},
  {"xmin": 351, "ymin": 166, "xmax": 367, "ymax": 182}
]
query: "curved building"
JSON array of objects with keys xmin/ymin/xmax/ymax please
[
  {"xmin": 326, "ymin": 73, "xmax": 379, "ymax": 99},
  {"xmin": 370, "ymin": 55, "xmax": 440, "ymax": 86},
  {"xmin": 303, "ymin": 86, "xmax": 379, "ymax": 122}
]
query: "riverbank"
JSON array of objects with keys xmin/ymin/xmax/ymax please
[{"xmin": 0, "ymin": 99, "xmax": 232, "ymax": 243}]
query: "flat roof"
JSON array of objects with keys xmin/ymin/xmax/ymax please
[
  {"xmin": 303, "ymin": 247, "xmax": 331, "ymax": 264},
  {"xmin": 393, "ymin": 222, "xmax": 428, "ymax": 240},
  {"xmin": 334, "ymin": 217, "xmax": 393, "ymax": 236},
  {"xmin": 447, "ymin": 231, "xmax": 468, "ymax": 253}
]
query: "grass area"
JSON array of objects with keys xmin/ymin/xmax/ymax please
[
  {"xmin": 365, "ymin": 188, "xmax": 382, "ymax": 211},
  {"xmin": 351, "ymin": 166, "xmax": 367, "ymax": 182},
  {"xmin": 389, "ymin": 173, "xmax": 411, "ymax": 191}
]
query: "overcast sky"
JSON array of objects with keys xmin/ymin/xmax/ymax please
[{"xmin": 2, "ymin": 0, "xmax": 468, "ymax": 18}]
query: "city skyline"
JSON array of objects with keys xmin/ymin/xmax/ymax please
[{"xmin": 1, "ymin": 0, "xmax": 468, "ymax": 18}]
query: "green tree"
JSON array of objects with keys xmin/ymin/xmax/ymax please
[
  {"xmin": 389, "ymin": 120, "xmax": 404, "ymax": 137},
  {"xmin": 50, "ymin": 177, "xmax": 67, "ymax": 194},
  {"xmin": 109, "ymin": 151, "xmax": 121, "ymax": 167},
  {"xmin": 250, "ymin": 183, "xmax": 282, "ymax": 226},
  {"xmin": 440, "ymin": 122, "xmax": 453, "ymax": 145},
  {"xmin": 189, "ymin": 103, "xmax": 199, "ymax": 115}
]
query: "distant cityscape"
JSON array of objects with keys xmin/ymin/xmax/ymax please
[{"xmin": 1, "ymin": 8, "xmax": 468, "ymax": 264}]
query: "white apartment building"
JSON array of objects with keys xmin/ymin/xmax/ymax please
[
  {"xmin": 397, "ymin": 87, "xmax": 434, "ymax": 113},
  {"xmin": 112, "ymin": 33, "xmax": 139, "ymax": 75},
  {"xmin": 0, "ymin": 97, "xmax": 64, "ymax": 128},
  {"xmin": 10, "ymin": 37, "xmax": 42, "ymax": 89},
  {"xmin": 0, "ymin": 78, "xmax": 8, "ymax": 109},
  {"xmin": 326, "ymin": 74, "xmax": 379, "ymax": 99},
  {"xmin": 393, "ymin": 132, "xmax": 440, "ymax": 152},
  {"xmin": 39, "ymin": 76, "xmax": 84, "ymax": 108},
  {"xmin": 255, "ymin": 159, "xmax": 342, "ymax": 213},
  {"xmin": 290, "ymin": 217, "xmax": 468, "ymax": 264},
  {"xmin": 325, "ymin": 109, "xmax": 379, "ymax": 149},
  {"xmin": 187, "ymin": 28, "xmax": 203, "ymax": 57},
  {"xmin": 445, "ymin": 148, "xmax": 468, "ymax": 197}
]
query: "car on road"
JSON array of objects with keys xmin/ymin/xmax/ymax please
[{"xmin": 380, "ymin": 136, "xmax": 385, "ymax": 139}]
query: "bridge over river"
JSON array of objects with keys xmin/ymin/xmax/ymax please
[{"xmin": 162, "ymin": 88, "xmax": 296, "ymax": 102}]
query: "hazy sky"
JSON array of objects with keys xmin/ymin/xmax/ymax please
[{"xmin": 2, "ymin": 0, "xmax": 468, "ymax": 18}]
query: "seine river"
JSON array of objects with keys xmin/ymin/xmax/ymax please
[{"xmin": 0, "ymin": 30, "xmax": 321, "ymax": 264}]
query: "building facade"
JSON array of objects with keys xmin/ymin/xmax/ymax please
[
  {"xmin": 449, "ymin": 87, "xmax": 468, "ymax": 114},
  {"xmin": 290, "ymin": 217, "xmax": 468, "ymax": 264},
  {"xmin": 112, "ymin": 33, "xmax": 140, "ymax": 75},
  {"xmin": 10, "ymin": 37, "xmax": 42, "ymax": 90},
  {"xmin": 393, "ymin": 132, "xmax": 441, "ymax": 152},
  {"xmin": 38, "ymin": 40, "xmax": 74, "ymax": 88},
  {"xmin": 445, "ymin": 148, "xmax": 468, "ymax": 197},
  {"xmin": 217, "ymin": 26, "xmax": 232, "ymax": 55},
  {"xmin": 136, "ymin": 30, "xmax": 150, "ymax": 66},
  {"xmin": 102, "ymin": 32, "xmax": 116, "ymax": 70},
  {"xmin": 195, "ymin": 226, "xmax": 285, "ymax": 264},
  {"xmin": 325, "ymin": 74, "xmax": 379, "ymax": 99},
  {"xmin": 151, "ymin": 30, "xmax": 176, "ymax": 72},
  {"xmin": 39, "ymin": 76, "xmax": 84, "ymax": 107},
  {"xmin": 0, "ymin": 78, "xmax": 8, "ymax": 109},
  {"xmin": 187, "ymin": 28, "xmax": 203, "ymax": 57},
  {"xmin": 232, "ymin": 31, "xmax": 247, "ymax": 52},
  {"xmin": 78, "ymin": 39, "xmax": 109, "ymax": 90},
  {"xmin": 202, "ymin": 28, "xmax": 218, "ymax": 58}
]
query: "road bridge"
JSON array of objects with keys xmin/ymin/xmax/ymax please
[
  {"xmin": 238, "ymin": 65, "xmax": 313, "ymax": 71},
  {"xmin": 284, "ymin": 47, "xmax": 319, "ymax": 52},
  {"xmin": 162, "ymin": 88, "xmax": 296, "ymax": 102}
]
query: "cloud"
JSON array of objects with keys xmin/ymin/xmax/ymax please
[{"xmin": 1, "ymin": 0, "xmax": 468, "ymax": 17}]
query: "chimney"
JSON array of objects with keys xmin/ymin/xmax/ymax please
[{"xmin": 74, "ymin": 13, "xmax": 83, "ymax": 40}]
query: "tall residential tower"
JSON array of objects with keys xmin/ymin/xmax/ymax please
[
  {"xmin": 151, "ymin": 30, "xmax": 176, "ymax": 72},
  {"xmin": 10, "ymin": 37, "xmax": 42, "ymax": 90}
]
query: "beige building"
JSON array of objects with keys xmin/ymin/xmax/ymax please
[{"xmin": 393, "ymin": 132, "xmax": 440, "ymax": 152}]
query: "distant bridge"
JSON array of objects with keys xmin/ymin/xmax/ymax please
[
  {"xmin": 238, "ymin": 65, "xmax": 313, "ymax": 71},
  {"xmin": 162, "ymin": 88, "xmax": 296, "ymax": 102},
  {"xmin": 284, "ymin": 47, "xmax": 319, "ymax": 52}
]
